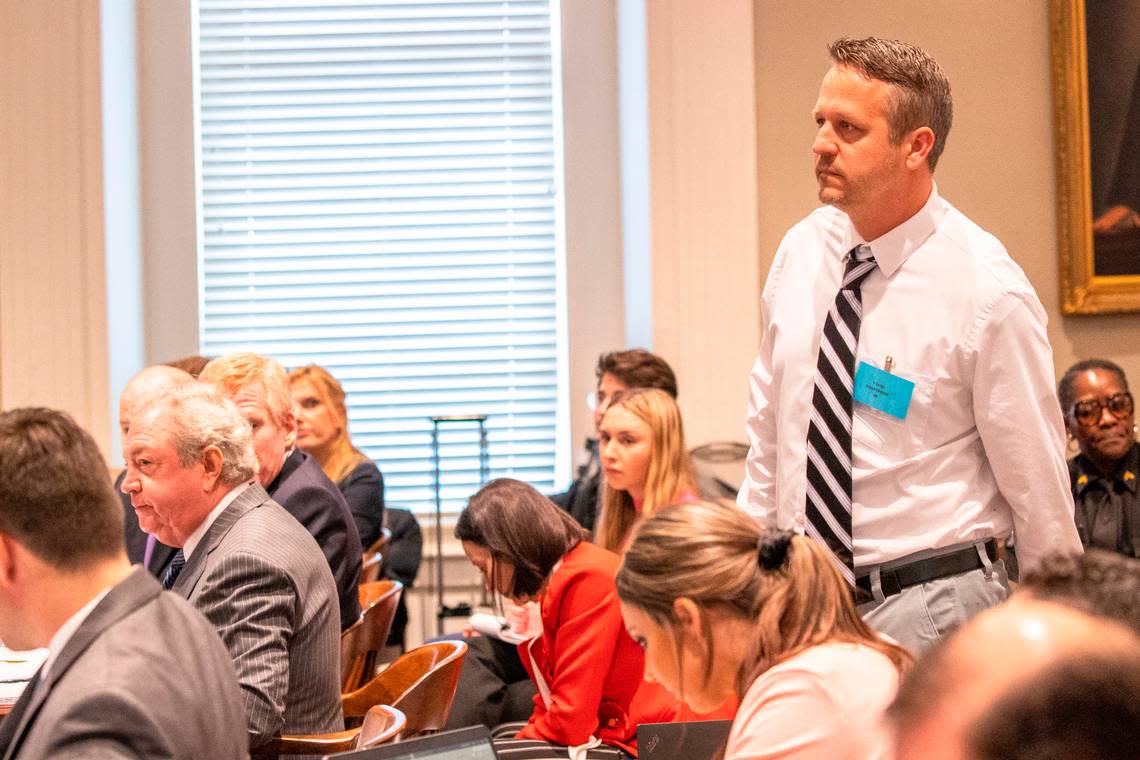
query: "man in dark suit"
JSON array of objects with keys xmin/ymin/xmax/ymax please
[
  {"xmin": 0, "ymin": 407, "xmax": 246, "ymax": 760},
  {"xmin": 121, "ymin": 384, "xmax": 343, "ymax": 748},
  {"xmin": 115, "ymin": 363, "xmax": 194, "ymax": 576},
  {"xmin": 200, "ymin": 352, "xmax": 362, "ymax": 630}
]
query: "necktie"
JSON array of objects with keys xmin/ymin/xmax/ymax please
[
  {"xmin": 804, "ymin": 245, "xmax": 876, "ymax": 586},
  {"xmin": 162, "ymin": 549, "xmax": 186, "ymax": 590}
]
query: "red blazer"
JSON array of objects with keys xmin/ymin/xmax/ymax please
[{"xmin": 516, "ymin": 541, "xmax": 644, "ymax": 753}]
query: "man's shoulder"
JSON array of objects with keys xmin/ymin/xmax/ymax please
[
  {"xmin": 33, "ymin": 579, "xmax": 245, "ymax": 756},
  {"xmin": 936, "ymin": 200, "xmax": 1034, "ymax": 291},
  {"xmin": 271, "ymin": 453, "xmax": 351, "ymax": 516},
  {"xmin": 224, "ymin": 495, "xmax": 326, "ymax": 554}
]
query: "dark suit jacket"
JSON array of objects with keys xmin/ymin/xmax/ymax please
[
  {"xmin": 117, "ymin": 470, "xmax": 178, "ymax": 577},
  {"xmin": 337, "ymin": 459, "xmax": 385, "ymax": 550},
  {"xmin": 268, "ymin": 448, "xmax": 362, "ymax": 630},
  {"xmin": 0, "ymin": 567, "xmax": 247, "ymax": 760},
  {"xmin": 172, "ymin": 482, "xmax": 343, "ymax": 747}
]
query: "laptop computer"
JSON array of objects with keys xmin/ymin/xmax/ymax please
[
  {"xmin": 331, "ymin": 725, "xmax": 498, "ymax": 760},
  {"xmin": 637, "ymin": 719, "xmax": 733, "ymax": 760}
]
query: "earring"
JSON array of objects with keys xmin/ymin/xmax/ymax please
[{"xmin": 1066, "ymin": 435, "xmax": 1079, "ymax": 457}]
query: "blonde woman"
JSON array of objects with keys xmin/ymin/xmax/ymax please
[
  {"xmin": 617, "ymin": 501, "xmax": 911, "ymax": 760},
  {"xmin": 595, "ymin": 388, "xmax": 697, "ymax": 552},
  {"xmin": 289, "ymin": 364, "xmax": 384, "ymax": 548}
]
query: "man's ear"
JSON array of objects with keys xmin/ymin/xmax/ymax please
[
  {"xmin": 281, "ymin": 409, "xmax": 297, "ymax": 450},
  {"xmin": 904, "ymin": 126, "xmax": 935, "ymax": 170},
  {"xmin": 200, "ymin": 446, "xmax": 225, "ymax": 491},
  {"xmin": 0, "ymin": 533, "xmax": 19, "ymax": 588}
]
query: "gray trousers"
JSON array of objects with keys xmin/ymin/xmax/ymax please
[{"xmin": 857, "ymin": 541, "xmax": 1010, "ymax": 653}]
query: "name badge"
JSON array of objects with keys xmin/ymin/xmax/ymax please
[{"xmin": 853, "ymin": 361, "xmax": 915, "ymax": 420}]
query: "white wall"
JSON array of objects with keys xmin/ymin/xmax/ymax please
[
  {"xmin": 0, "ymin": 0, "xmax": 110, "ymax": 454},
  {"xmin": 643, "ymin": 0, "xmax": 762, "ymax": 447}
]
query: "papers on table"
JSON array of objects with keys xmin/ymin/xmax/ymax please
[
  {"xmin": 468, "ymin": 612, "xmax": 531, "ymax": 645},
  {"xmin": 0, "ymin": 647, "xmax": 46, "ymax": 706}
]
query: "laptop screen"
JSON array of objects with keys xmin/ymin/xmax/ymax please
[{"xmin": 334, "ymin": 726, "xmax": 498, "ymax": 760}]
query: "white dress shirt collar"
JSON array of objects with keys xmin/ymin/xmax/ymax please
[
  {"xmin": 40, "ymin": 586, "xmax": 111, "ymax": 682},
  {"xmin": 183, "ymin": 481, "xmax": 253, "ymax": 560},
  {"xmin": 841, "ymin": 182, "xmax": 946, "ymax": 278}
]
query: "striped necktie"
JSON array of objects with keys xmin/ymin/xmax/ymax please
[
  {"xmin": 161, "ymin": 549, "xmax": 186, "ymax": 590},
  {"xmin": 804, "ymin": 244, "xmax": 876, "ymax": 586}
]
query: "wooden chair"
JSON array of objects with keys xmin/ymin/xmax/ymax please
[
  {"xmin": 341, "ymin": 580, "xmax": 403, "ymax": 693},
  {"xmin": 249, "ymin": 705, "xmax": 406, "ymax": 758},
  {"xmin": 359, "ymin": 527, "xmax": 393, "ymax": 583},
  {"xmin": 366, "ymin": 527, "xmax": 392, "ymax": 558},
  {"xmin": 357, "ymin": 704, "xmax": 407, "ymax": 749},
  {"xmin": 342, "ymin": 640, "xmax": 467, "ymax": 737},
  {"xmin": 360, "ymin": 551, "xmax": 384, "ymax": 584}
]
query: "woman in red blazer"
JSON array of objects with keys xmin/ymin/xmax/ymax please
[{"xmin": 457, "ymin": 478, "xmax": 644, "ymax": 759}]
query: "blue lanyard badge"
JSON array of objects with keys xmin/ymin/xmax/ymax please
[{"xmin": 853, "ymin": 361, "xmax": 915, "ymax": 420}]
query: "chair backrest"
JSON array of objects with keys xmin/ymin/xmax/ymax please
[
  {"xmin": 355, "ymin": 704, "xmax": 407, "ymax": 750},
  {"xmin": 342, "ymin": 640, "xmax": 468, "ymax": 738},
  {"xmin": 366, "ymin": 526, "xmax": 393, "ymax": 558},
  {"xmin": 361, "ymin": 551, "xmax": 384, "ymax": 584},
  {"xmin": 341, "ymin": 580, "xmax": 403, "ymax": 692}
]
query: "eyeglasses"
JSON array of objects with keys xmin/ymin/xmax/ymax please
[{"xmin": 1071, "ymin": 391, "xmax": 1134, "ymax": 427}]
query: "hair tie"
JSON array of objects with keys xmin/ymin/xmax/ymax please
[{"xmin": 757, "ymin": 530, "xmax": 793, "ymax": 571}]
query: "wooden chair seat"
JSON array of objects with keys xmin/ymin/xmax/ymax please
[
  {"xmin": 357, "ymin": 704, "xmax": 408, "ymax": 749},
  {"xmin": 341, "ymin": 580, "xmax": 403, "ymax": 693},
  {"xmin": 250, "ymin": 705, "xmax": 406, "ymax": 758},
  {"xmin": 342, "ymin": 640, "xmax": 468, "ymax": 737}
]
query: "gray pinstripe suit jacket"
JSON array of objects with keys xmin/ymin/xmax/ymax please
[{"xmin": 172, "ymin": 482, "xmax": 344, "ymax": 748}]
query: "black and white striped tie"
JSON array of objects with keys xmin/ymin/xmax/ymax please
[{"xmin": 804, "ymin": 244, "xmax": 876, "ymax": 586}]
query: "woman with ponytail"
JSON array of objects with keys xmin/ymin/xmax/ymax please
[{"xmin": 617, "ymin": 501, "xmax": 909, "ymax": 760}]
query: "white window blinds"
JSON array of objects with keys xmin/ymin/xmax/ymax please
[{"xmin": 194, "ymin": 0, "xmax": 565, "ymax": 517}]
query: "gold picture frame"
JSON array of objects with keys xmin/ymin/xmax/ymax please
[{"xmin": 1052, "ymin": 0, "xmax": 1140, "ymax": 314}]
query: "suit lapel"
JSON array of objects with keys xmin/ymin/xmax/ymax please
[
  {"xmin": 0, "ymin": 568, "xmax": 160, "ymax": 760},
  {"xmin": 172, "ymin": 483, "xmax": 271, "ymax": 598}
]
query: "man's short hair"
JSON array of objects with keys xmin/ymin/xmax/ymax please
[
  {"xmin": 1020, "ymin": 550, "xmax": 1140, "ymax": 633},
  {"xmin": 828, "ymin": 36, "xmax": 953, "ymax": 171},
  {"xmin": 0, "ymin": 408, "xmax": 123, "ymax": 570},
  {"xmin": 595, "ymin": 349, "xmax": 678, "ymax": 398},
  {"xmin": 970, "ymin": 651, "xmax": 1140, "ymax": 760},
  {"xmin": 140, "ymin": 384, "xmax": 259, "ymax": 487},
  {"xmin": 199, "ymin": 352, "xmax": 293, "ymax": 425},
  {"xmin": 1057, "ymin": 358, "xmax": 1129, "ymax": 416}
]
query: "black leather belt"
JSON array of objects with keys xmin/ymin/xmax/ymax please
[{"xmin": 855, "ymin": 539, "xmax": 998, "ymax": 600}]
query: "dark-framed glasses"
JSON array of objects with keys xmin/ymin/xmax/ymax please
[{"xmin": 1071, "ymin": 391, "xmax": 1134, "ymax": 427}]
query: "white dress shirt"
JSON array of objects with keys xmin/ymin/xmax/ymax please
[
  {"xmin": 738, "ymin": 186, "xmax": 1081, "ymax": 570},
  {"xmin": 40, "ymin": 587, "xmax": 111, "ymax": 682},
  {"xmin": 184, "ymin": 481, "xmax": 253, "ymax": 560}
]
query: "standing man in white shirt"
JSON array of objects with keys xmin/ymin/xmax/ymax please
[{"xmin": 738, "ymin": 36, "xmax": 1081, "ymax": 652}]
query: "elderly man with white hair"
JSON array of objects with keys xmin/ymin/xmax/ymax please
[{"xmin": 120, "ymin": 383, "xmax": 342, "ymax": 749}]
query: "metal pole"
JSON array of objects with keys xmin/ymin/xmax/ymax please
[{"xmin": 431, "ymin": 421, "xmax": 443, "ymax": 637}]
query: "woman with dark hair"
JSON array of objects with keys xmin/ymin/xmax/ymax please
[
  {"xmin": 288, "ymin": 364, "xmax": 384, "ymax": 548},
  {"xmin": 1058, "ymin": 359, "xmax": 1140, "ymax": 558},
  {"xmin": 456, "ymin": 478, "xmax": 644, "ymax": 759},
  {"xmin": 617, "ymin": 501, "xmax": 910, "ymax": 760}
]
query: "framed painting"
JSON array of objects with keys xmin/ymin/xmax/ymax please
[{"xmin": 1052, "ymin": 0, "xmax": 1140, "ymax": 314}]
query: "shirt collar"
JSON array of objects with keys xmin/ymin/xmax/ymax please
[
  {"xmin": 183, "ymin": 481, "xmax": 253, "ymax": 559},
  {"xmin": 1074, "ymin": 443, "xmax": 1140, "ymax": 494},
  {"xmin": 40, "ymin": 586, "xmax": 112, "ymax": 682},
  {"xmin": 839, "ymin": 182, "xmax": 946, "ymax": 278}
]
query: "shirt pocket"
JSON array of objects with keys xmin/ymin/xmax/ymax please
[{"xmin": 852, "ymin": 367, "xmax": 936, "ymax": 463}]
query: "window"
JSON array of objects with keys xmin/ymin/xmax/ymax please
[{"xmin": 194, "ymin": 0, "xmax": 566, "ymax": 517}]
